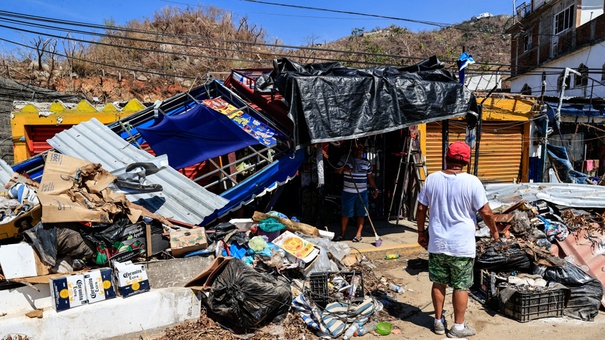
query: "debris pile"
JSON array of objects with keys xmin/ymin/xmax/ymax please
[{"xmin": 473, "ymin": 185, "xmax": 605, "ymax": 322}]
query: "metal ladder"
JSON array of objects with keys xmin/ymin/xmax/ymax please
[{"xmin": 389, "ymin": 127, "xmax": 427, "ymax": 225}]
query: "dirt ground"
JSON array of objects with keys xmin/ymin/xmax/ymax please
[
  {"xmin": 371, "ymin": 255, "xmax": 605, "ymax": 340},
  {"xmin": 156, "ymin": 252, "xmax": 605, "ymax": 340}
]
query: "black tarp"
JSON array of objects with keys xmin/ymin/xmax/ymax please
[{"xmin": 271, "ymin": 56, "xmax": 478, "ymax": 145}]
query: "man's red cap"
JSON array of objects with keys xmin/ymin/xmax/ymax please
[{"xmin": 447, "ymin": 141, "xmax": 471, "ymax": 163}]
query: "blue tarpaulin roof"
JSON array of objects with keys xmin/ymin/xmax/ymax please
[
  {"xmin": 545, "ymin": 101, "xmax": 605, "ymax": 123},
  {"xmin": 138, "ymin": 104, "xmax": 260, "ymax": 170}
]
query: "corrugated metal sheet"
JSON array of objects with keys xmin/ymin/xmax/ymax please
[
  {"xmin": 0, "ymin": 160, "xmax": 13, "ymax": 186},
  {"xmin": 426, "ymin": 121, "xmax": 523, "ymax": 184},
  {"xmin": 47, "ymin": 118, "xmax": 229, "ymax": 225},
  {"xmin": 485, "ymin": 183, "xmax": 605, "ymax": 209}
]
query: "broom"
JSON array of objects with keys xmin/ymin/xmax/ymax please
[{"xmin": 349, "ymin": 169, "xmax": 383, "ymax": 247}]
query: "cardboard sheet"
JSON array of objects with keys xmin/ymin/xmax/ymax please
[{"xmin": 38, "ymin": 152, "xmax": 140, "ymax": 223}]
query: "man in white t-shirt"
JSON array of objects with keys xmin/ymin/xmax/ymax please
[{"xmin": 416, "ymin": 141, "xmax": 498, "ymax": 338}]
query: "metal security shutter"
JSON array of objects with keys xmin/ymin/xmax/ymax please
[
  {"xmin": 426, "ymin": 121, "xmax": 524, "ymax": 184},
  {"xmin": 26, "ymin": 125, "xmax": 73, "ymax": 155}
]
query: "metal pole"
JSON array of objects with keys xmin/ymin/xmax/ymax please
[
  {"xmin": 473, "ymin": 105, "xmax": 483, "ymax": 176},
  {"xmin": 442, "ymin": 120, "xmax": 449, "ymax": 170},
  {"xmin": 389, "ymin": 137, "xmax": 407, "ymax": 220}
]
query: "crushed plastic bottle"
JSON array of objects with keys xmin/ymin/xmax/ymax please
[
  {"xmin": 343, "ymin": 322, "xmax": 359, "ymax": 340},
  {"xmin": 355, "ymin": 321, "xmax": 378, "ymax": 336},
  {"xmin": 388, "ymin": 283, "xmax": 404, "ymax": 293}
]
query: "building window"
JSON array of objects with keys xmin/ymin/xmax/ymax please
[
  {"xmin": 554, "ymin": 5, "xmax": 574, "ymax": 34},
  {"xmin": 521, "ymin": 84, "xmax": 532, "ymax": 95},
  {"xmin": 523, "ymin": 32, "xmax": 532, "ymax": 52},
  {"xmin": 557, "ymin": 71, "xmax": 571, "ymax": 91},
  {"xmin": 575, "ymin": 64, "xmax": 588, "ymax": 87}
]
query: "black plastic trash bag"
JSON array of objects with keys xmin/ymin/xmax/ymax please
[
  {"xmin": 476, "ymin": 242, "xmax": 532, "ymax": 273},
  {"xmin": 24, "ymin": 222, "xmax": 95, "ymax": 267},
  {"xmin": 203, "ymin": 258, "xmax": 292, "ymax": 331},
  {"xmin": 535, "ymin": 262, "xmax": 604, "ymax": 321}
]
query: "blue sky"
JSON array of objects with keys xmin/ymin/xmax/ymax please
[{"xmin": 0, "ymin": 0, "xmax": 514, "ymax": 50}]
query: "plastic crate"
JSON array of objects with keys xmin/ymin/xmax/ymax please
[
  {"xmin": 480, "ymin": 270, "xmax": 506, "ymax": 302},
  {"xmin": 308, "ymin": 273, "xmax": 330, "ymax": 307},
  {"xmin": 500, "ymin": 288, "xmax": 565, "ymax": 322}
]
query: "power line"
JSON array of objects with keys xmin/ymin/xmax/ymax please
[
  {"xmin": 0, "ymin": 8, "xmax": 523, "ymax": 69},
  {"xmin": 3, "ymin": 8, "xmax": 599, "ymax": 76},
  {"xmin": 0, "ymin": 9, "xmax": 430, "ymax": 61},
  {"xmin": 0, "ymin": 10, "xmax": 434, "ymax": 65},
  {"xmin": 241, "ymin": 0, "xmax": 452, "ymax": 28},
  {"xmin": 0, "ymin": 17, "xmax": 424, "ymax": 67},
  {"xmin": 0, "ymin": 36, "xmax": 200, "ymax": 79}
]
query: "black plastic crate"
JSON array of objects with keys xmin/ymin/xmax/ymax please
[
  {"xmin": 480, "ymin": 270, "xmax": 506, "ymax": 302},
  {"xmin": 500, "ymin": 288, "xmax": 565, "ymax": 322},
  {"xmin": 309, "ymin": 272, "xmax": 330, "ymax": 307}
]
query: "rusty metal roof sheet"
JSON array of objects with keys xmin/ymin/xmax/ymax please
[
  {"xmin": 557, "ymin": 232, "xmax": 605, "ymax": 307},
  {"xmin": 47, "ymin": 118, "xmax": 228, "ymax": 225}
]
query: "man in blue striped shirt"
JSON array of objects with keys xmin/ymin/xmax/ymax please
[{"xmin": 334, "ymin": 143, "xmax": 378, "ymax": 242}]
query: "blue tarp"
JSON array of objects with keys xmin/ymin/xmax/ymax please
[
  {"xmin": 545, "ymin": 101, "xmax": 605, "ymax": 125},
  {"xmin": 201, "ymin": 148, "xmax": 306, "ymax": 225},
  {"xmin": 138, "ymin": 104, "xmax": 260, "ymax": 170}
]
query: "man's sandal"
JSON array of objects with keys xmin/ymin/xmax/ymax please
[{"xmin": 352, "ymin": 236, "xmax": 362, "ymax": 242}]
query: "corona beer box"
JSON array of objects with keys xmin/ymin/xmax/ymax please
[
  {"xmin": 84, "ymin": 268, "xmax": 116, "ymax": 304},
  {"xmin": 112, "ymin": 260, "xmax": 150, "ymax": 297},
  {"xmin": 49, "ymin": 274, "xmax": 88, "ymax": 311}
]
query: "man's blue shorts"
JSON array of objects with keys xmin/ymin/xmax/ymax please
[{"xmin": 341, "ymin": 191, "xmax": 368, "ymax": 217}]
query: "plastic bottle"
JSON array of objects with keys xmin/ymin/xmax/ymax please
[
  {"xmin": 355, "ymin": 321, "xmax": 378, "ymax": 336},
  {"xmin": 388, "ymin": 283, "xmax": 404, "ymax": 293},
  {"xmin": 343, "ymin": 323, "xmax": 359, "ymax": 340},
  {"xmin": 385, "ymin": 254, "xmax": 400, "ymax": 260}
]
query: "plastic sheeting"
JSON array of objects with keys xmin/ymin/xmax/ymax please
[{"xmin": 271, "ymin": 57, "xmax": 478, "ymax": 145}]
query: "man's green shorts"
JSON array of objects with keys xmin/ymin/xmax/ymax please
[{"xmin": 428, "ymin": 253, "xmax": 474, "ymax": 291}]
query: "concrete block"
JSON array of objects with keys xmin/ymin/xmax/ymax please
[{"xmin": 145, "ymin": 256, "xmax": 214, "ymax": 288}]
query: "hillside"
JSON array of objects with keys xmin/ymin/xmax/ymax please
[{"xmin": 0, "ymin": 6, "xmax": 511, "ymax": 102}]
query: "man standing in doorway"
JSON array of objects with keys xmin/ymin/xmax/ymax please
[
  {"xmin": 334, "ymin": 142, "xmax": 379, "ymax": 242},
  {"xmin": 416, "ymin": 141, "xmax": 498, "ymax": 338}
]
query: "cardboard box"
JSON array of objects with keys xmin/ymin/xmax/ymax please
[
  {"xmin": 0, "ymin": 205, "xmax": 42, "ymax": 240},
  {"xmin": 112, "ymin": 260, "xmax": 150, "ymax": 297},
  {"xmin": 50, "ymin": 274, "xmax": 88, "ymax": 311},
  {"xmin": 37, "ymin": 152, "xmax": 140, "ymax": 224},
  {"xmin": 83, "ymin": 268, "xmax": 117, "ymax": 304},
  {"xmin": 272, "ymin": 231, "xmax": 319, "ymax": 264},
  {"xmin": 170, "ymin": 228, "xmax": 208, "ymax": 257}
]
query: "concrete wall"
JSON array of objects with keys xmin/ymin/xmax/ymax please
[{"xmin": 510, "ymin": 43, "xmax": 605, "ymax": 97}]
